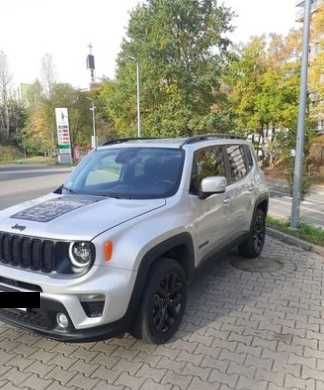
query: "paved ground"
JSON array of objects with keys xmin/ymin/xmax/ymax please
[{"xmin": 0, "ymin": 238, "xmax": 323, "ymax": 390}]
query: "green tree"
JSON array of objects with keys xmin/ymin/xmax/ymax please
[
  {"xmin": 100, "ymin": 0, "xmax": 234, "ymax": 136},
  {"xmin": 225, "ymin": 32, "xmax": 302, "ymax": 165}
]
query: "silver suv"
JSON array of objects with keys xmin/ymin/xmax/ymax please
[{"xmin": 0, "ymin": 135, "xmax": 269, "ymax": 344}]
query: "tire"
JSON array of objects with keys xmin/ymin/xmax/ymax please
[
  {"xmin": 135, "ymin": 258, "xmax": 187, "ymax": 344},
  {"xmin": 238, "ymin": 209, "xmax": 266, "ymax": 258}
]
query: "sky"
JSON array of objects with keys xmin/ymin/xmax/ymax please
[{"xmin": 0, "ymin": 0, "xmax": 299, "ymax": 90}]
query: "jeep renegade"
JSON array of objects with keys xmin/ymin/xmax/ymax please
[{"xmin": 0, "ymin": 135, "xmax": 269, "ymax": 344}]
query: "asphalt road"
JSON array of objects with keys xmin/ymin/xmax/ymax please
[
  {"xmin": 269, "ymin": 179, "xmax": 324, "ymax": 228},
  {"xmin": 0, "ymin": 165, "xmax": 323, "ymax": 228},
  {"xmin": 0, "ymin": 164, "xmax": 71, "ymax": 210}
]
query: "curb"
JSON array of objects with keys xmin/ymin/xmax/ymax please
[{"xmin": 267, "ymin": 227, "xmax": 324, "ymax": 257}]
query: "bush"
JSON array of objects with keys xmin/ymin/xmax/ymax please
[{"xmin": 0, "ymin": 145, "xmax": 23, "ymax": 162}]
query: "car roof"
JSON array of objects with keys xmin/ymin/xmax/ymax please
[{"xmin": 97, "ymin": 136, "xmax": 250, "ymax": 151}]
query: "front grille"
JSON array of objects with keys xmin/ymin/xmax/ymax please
[
  {"xmin": 0, "ymin": 276, "xmax": 42, "ymax": 292},
  {"xmin": 0, "ymin": 308, "xmax": 55, "ymax": 330},
  {"xmin": 0, "ymin": 232, "xmax": 69, "ymax": 274},
  {"xmin": 0, "ymin": 297, "xmax": 73, "ymax": 333}
]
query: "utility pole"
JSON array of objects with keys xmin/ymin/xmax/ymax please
[
  {"xmin": 128, "ymin": 56, "xmax": 142, "ymax": 137},
  {"xmin": 291, "ymin": 0, "xmax": 312, "ymax": 228},
  {"xmin": 136, "ymin": 61, "xmax": 141, "ymax": 137}
]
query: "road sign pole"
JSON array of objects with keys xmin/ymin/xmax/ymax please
[{"xmin": 291, "ymin": 0, "xmax": 312, "ymax": 229}]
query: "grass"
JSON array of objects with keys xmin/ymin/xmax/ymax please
[
  {"xmin": 0, "ymin": 156, "xmax": 57, "ymax": 165},
  {"xmin": 267, "ymin": 215, "xmax": 324, "ymax": 247},
  {"xmin": 0, "ymin": 144, "xmax": 57, "ymax": 165}
]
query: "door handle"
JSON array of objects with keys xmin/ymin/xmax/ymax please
[
  {"xmin": 247, "ymin": 184, "xmax": 254, "ymax": 192},
  {"xmin": 224, "ymin": 197, "xmax": 231, "ymax": 205}
]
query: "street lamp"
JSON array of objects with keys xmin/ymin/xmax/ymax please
[
  {"xmin": 128, "ymin": 56, "xmax": 141, "ymax": 137},
  {"xmin": 291, "ymin": 0, "xmax": 313, "ymax": 228},
  {"xmin": 89, "ymin": 102, "xmax": 96, "ymax": 148}
]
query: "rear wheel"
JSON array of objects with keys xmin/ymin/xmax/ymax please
[
  {"xmin": 238, "ymin": 209, "xmax": 266, "ymax": 258},
  {"xmin": 136, "ymin": 258, "xmax": 187, "ymax": 344}
]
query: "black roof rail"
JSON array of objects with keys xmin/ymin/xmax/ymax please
[
  {"xmin": 103, "ymin": 137, "xmax": 161, "ymax": 146},
  {"xmin": 180, "ymin": 133, "xmax": 244, "ymax": 148}
]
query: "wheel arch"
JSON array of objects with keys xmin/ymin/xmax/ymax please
[
  {"xmin": 125, "ymin": 232, "xmax": 195, "ymax": 328},
  {"xmin": 251, "ymin": 194, "xmax": 269, "ymax": 229}
]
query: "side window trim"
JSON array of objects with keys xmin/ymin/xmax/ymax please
[
  {"xmin": 243, "ymin": 145, "xmax": 254, "ymax": 173},
  {"xmin": 224, "ymin": 144, "xmax": 249, "ymax": 185},
  {"xmin": 189, "ymin": 145, "xmax": 227, "ymax": 195},
  {"xmin": 223, "ymin": 144, "xmax": 234, "ymax": 185}
]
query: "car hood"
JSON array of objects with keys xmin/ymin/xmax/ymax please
[{"xmin": 0, "ymin": 193, "xmax": 166, "ymax": 241}]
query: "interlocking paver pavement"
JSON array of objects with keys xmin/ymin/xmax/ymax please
[{"xmin": 0, "ymin": 237, "xmax": 323, "ymax": 390}]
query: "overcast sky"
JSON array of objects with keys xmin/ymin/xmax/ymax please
[{"xmin": 0, "ymin": 0, "xmax": 299, "ymax": 89}]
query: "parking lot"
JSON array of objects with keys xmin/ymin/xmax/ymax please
[{"xmin": 0, "ymin": 237, "xmax": 322, "ymax": 390}]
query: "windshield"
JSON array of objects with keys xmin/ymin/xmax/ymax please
[{"xmin": 63, "ymin": 147, "xmax": 184, "ymax": 199}]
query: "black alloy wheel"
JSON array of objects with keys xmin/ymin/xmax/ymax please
[{"xmin": 138, "ymin": 258, "xmax": 187, "ymax": 344}]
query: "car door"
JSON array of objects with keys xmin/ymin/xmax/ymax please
[
  {"xmin": 189, "ymin": 145, "xmax": 229, "ymax": 263},
  {"xmin": 223, "ymin": 144, "xmax": 254, "ymax": 236}
]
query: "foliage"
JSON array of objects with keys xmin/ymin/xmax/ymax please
[
  {"xmin": 22, "ymin": 83, "xmax": 98, "ymax": 155},
  {"xmin": 0, "ymin": 144, "xmax": 23, "ymax": 162},
  {"xmin": 267, "ymin": 215, "xmax": 324, "ymax": 247},
  {"xmin": 309, "ymin": 6, "xmax": 324, "ymax": 125},
  {"xmin": 99, "ymin": 0, "xmax": 234, "ymax": 136}
]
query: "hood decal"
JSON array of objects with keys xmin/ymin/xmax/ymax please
[{"xmin": 11, "ymin": 196, "xmax": 101, "ymax": 223}]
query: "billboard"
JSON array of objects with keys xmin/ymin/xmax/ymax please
[{"xmin": 55, "ymin": 108, "xmax": 72, "ymax": 164}]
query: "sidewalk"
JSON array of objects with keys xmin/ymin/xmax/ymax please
[{"xmin": 266, "ymin": 176, "xmax": 324, "ymax": 229}]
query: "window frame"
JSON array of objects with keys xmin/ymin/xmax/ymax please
[
  {"xmin": 189, "ymin": 145, "xmax": 228, "ymax": 195},
  {"xmin": 243, "ymin": 145, "xmax": 255, "ymax": 173},
  {"xmin": 65, "ymin": 147, "xmax": 186, "ymax": 199},
  {"xmin": 223, "ymin": 144, "xmax": 252, "ymax": 185}
]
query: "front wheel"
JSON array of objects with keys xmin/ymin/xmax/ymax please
[
  {"xmin": 238, "ymin": 209, "xmax": 266, "ymax": 258},
  {"xmin": 137, "ymin": 258, "xmax": 187, "ymax": 344}
]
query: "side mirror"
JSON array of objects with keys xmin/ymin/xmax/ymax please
[
  {"xmin": 54, "ymin": 184, "xmax": 63, "ymax": 194},
  {"xmin": 200, "ymin": 176, "xmax": 227, "ymax": 198}
]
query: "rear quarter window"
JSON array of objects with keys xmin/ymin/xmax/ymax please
[{"xmin": 226, "ymin": 145, "xmax": 248, "ymax": 183}]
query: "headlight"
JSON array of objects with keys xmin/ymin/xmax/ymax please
[{"xmin": 69, "ymin": 241, "xmax": 95, "ymax": 268}]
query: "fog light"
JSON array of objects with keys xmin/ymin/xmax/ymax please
[{"xmin": 56, "ymin": 313, "xmax": 69, "ymax": 329}]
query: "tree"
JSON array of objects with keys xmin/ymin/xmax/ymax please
[
  {"xmin": 225, "ymin": 31, "xmax": 302, "ymax": 166},
  {"xmin": 0, "ymin": 50, "xmax": 12, "ymax": 139},
  {"xmin": 309, "ymin": 5, "xmax": 324, "ymax": 129},
  {"xmin": 22, "ymin": 82, "xmax": 113, "ymax": 155},
  {"xmin": 100, "ymin": 0, "xmax": 234, "ymax": 136}
]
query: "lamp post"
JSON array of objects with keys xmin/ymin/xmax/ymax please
[
  {"xmin": 136, "ymin": 61, "xmax": 141, "ymax": 137},
  {"xmin": 90, "ymin": 102, "xmax": 96, "ymax": 148},
  {"xmin": 291, "ymin": 0, "xmax": 312, "ymax": 228},
  {"xmin": 128, "ymin": 56, "xmax": 141, "ymax": 137}
]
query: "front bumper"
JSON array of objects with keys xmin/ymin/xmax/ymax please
[
  {"xmin": 0, "ymin": 262, "xmax": 137, "ymax": 341},
  {"xmin": 0, "ymin": 297, "xmax": 128, "ymax": 342}
]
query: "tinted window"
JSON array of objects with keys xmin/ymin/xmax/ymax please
[
  {"xmin": 190, "ymin": 147, "xmax": 225, "ymax": 194},
  {"xmin": 64, "ymin": 147, "xmax": 184, "ymax": 199},
  {"xmin": 226, "ymin": 145, "xmax": 248, "ymax": 183}
]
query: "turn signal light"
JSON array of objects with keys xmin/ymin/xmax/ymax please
[{"xmin": 104, "ymin": 241, "xmax": 113, "ymax": 262}]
